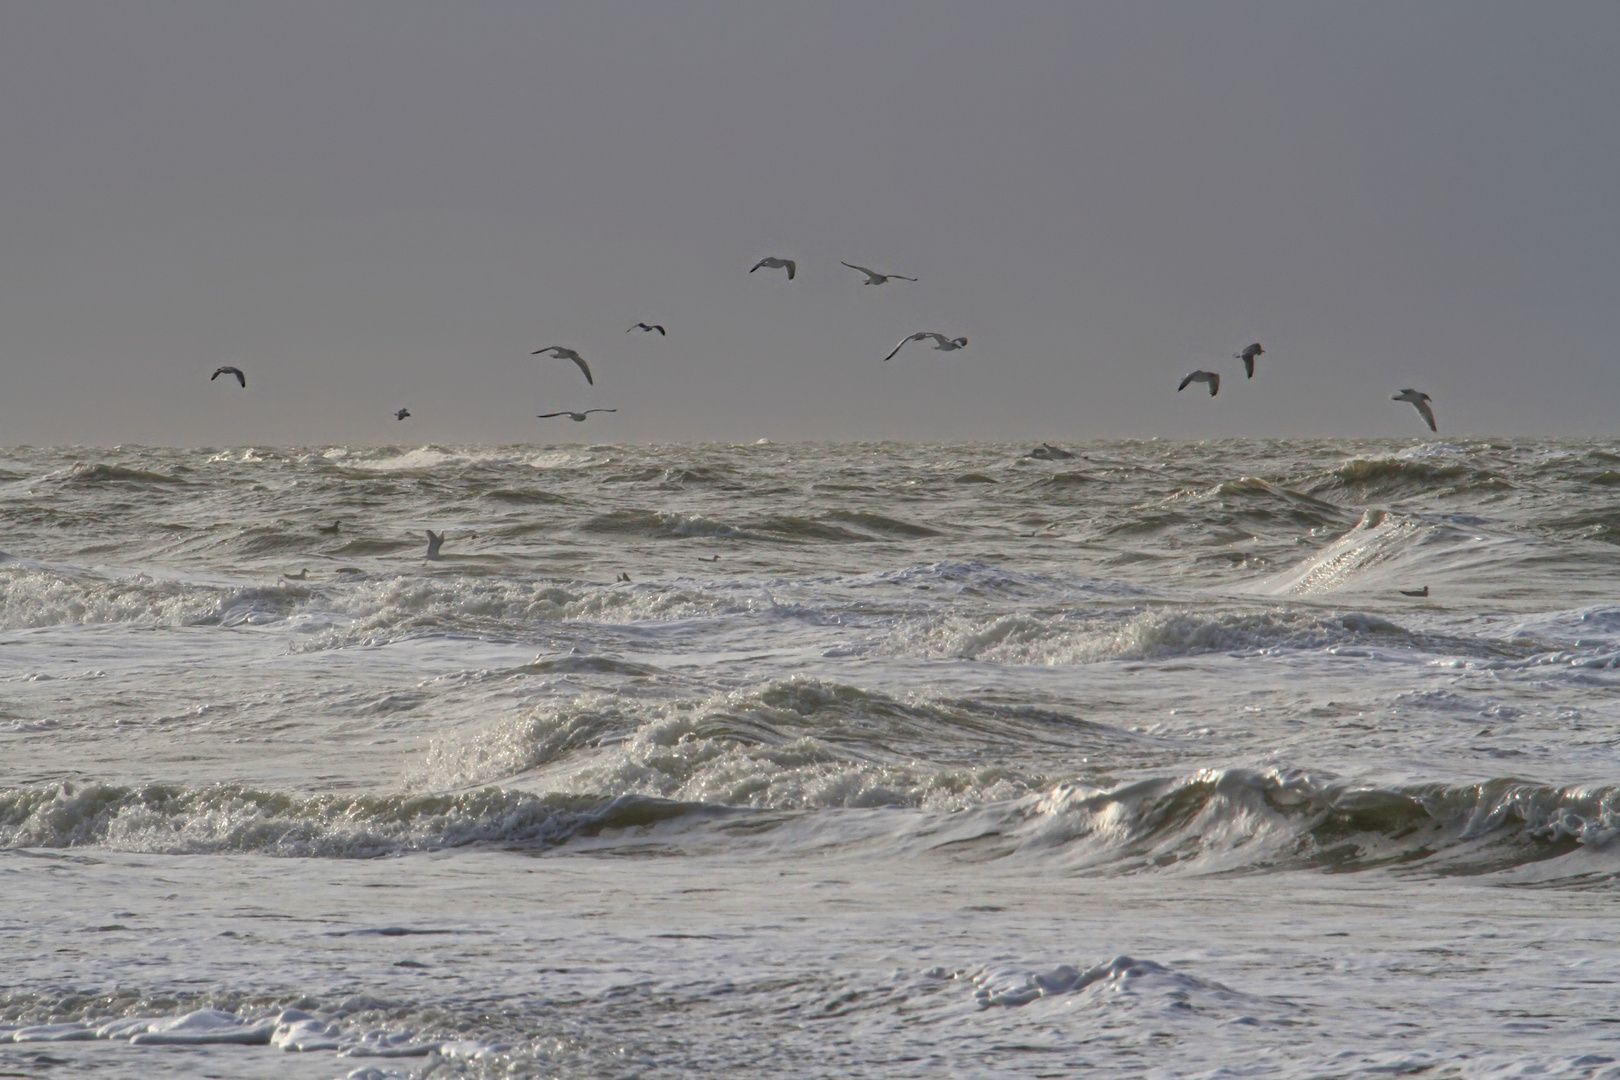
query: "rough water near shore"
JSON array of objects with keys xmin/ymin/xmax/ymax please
[{"xmin": 3, "ymin": 438, "xmax": 1620, "ymax": 1078}]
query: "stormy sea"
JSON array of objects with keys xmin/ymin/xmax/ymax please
[{"xmin": 3, "ymin": 438, "xmax": 1619, "ymax": 1078}]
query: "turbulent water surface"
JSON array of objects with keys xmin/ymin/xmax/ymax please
[{"xmin": 3, "ymin": 439, "xmax": 1620, "ymax": 1078}]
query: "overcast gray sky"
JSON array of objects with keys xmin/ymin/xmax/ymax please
[{"xmin": 1, "ymin": 2, "xmax": 1615, "ymax": 445}]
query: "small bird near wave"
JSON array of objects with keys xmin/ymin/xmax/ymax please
[
  {"xmin": 1393, "ymin": 389, "xmax": 1437, "ymax": 432},
  {"xmin": 1400, "ymin": 586, "xmax": 1430, "ymax": 597},
  {"xmin": 1024, "ymin": 444, "xmax": 1075, "ymax": 460},
  {"xmin": 1235, "ymin": 343, "xmax": 1264, "ymax": 379},
  {"xmin": 317, "ymin": 521, "xmax": 341, "ymax": 535},
  {"xmin": 425, "ymin": 530, "xmax": 445, "ymax": 560},
  {"xmin": 628, "ymin": 323, "xmax": 666, "ymax": 335},
  {"xmin": 211, "ymin": 366, "xmax": 246, "ymax": 388},
  {"xmin": 283, "ymin": 569, "xmax": 308, "ymax": 581},
  {"xmin": 1178, "ymin": 370, "xmax": 1220, "ymax": 396},
  {"xmin": 884, "ymin": 332, "xmax": 968, "ymax": 362},
  {"xmin": 395, "ymin": 408, "xmax": 411, "ymax": 421},
  {"xmin": 530, "ymin": 347, "xmax": 594, "ymax": 385},
  {"xmin": 840, "ymin": 262, "xmax": 916, "ymax": 285},
  {"xmin": 749, "ymin": 257, "xmax": 796, "ymax": 280},
  {"xmin": 538, "ymin": 409, "xmax": 616, "ymax": 422}
]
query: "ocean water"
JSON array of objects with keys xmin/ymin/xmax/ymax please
[{"xmin": 2, "ymin": 438, "xmax": 1619, "ymax": 1079}]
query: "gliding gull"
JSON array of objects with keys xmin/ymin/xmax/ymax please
[
  {"xmin": 538, "ymin": 409, "xmax": 617, "ymax": 422},
  {"xmin": 530, "ymin": 347, "xmax": 594, "ymax": 385},
  {"xmin": 1178, "ymin": 370, "xmax": 1221, "ymax": 396},
  {"xmin": 749, "ymin": 257, "xmax": 797, "ymax": 280},
  {"xmin": 840, "ymin": 262, "xmax": 917, "ymax": 285},
  {"xmin": 1234, "ymin": 343, "xmax": 1264, "ymax": 379},
  {"xmin": 883, "ymin": 333, "xmax": 968, "ymax": 362},
  {"xmin": 211, "ymin": 366, "xmax": 246, "ymax": 388},
  {"xmin": 1392, "ymin": 389, "xmax": 1437, "ymax": 432}
]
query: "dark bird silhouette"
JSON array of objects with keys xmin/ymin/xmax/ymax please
[
  {"xmin": 395, "ymin": 408, "xmax": 411, "ymax": 421},
  {"xmin": 538, "ymin": 409, "xmax": 617, "ymax": 422},
  {"xmin": 211, "ymin": 366, "xmax": 246, "ymax": 388},
  {"xmin": 628, "ymin": 323, "xmax": 666, "ymax": 335},
  {"xmin": 1400, "ymin": 586, "xmax": 1430, "ymax": 597}
]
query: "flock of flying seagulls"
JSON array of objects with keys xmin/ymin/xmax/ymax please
[{"xmin": 207, "ymin": 255, "xmax": 1440, "ymax": 435}]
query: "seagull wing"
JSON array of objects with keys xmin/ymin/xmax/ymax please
[
  {"xmin": 841, "ymin": 262, "xmax": 879, "ymax": 280},
  {"xmin": 654, "ymin": 325, "xmax": 666, "ymax": 335},
  {"xmin": 784, "ymin": 259, "xmax": 796, "ymax": 279},
  {"xmin": 584, "ymin": 409, "xmax": 618, "ymax": 415},
  {"xmin": 749, "ymin": 259, "xmax": 769, "ymax": 273},
  {"xmin": 531, "ymin": 346, "xmax": 561, "ymax": 357},
  {"xmin": 1208, "ymin": 372, "xmax": 1220, "ymax": 396},
  {"xmin": 1178, "ymin": 373, "xmax": 1195, "ymax": 392},
  {"xmin": 536, "ymin": 412, "xmax": 568, "ymax": 418},
  {"xmin": 1415, "ymin": 399, "xmax": 1437, "ymax": 431},
  {"xmin": 891, "ymin": 275, "xmax": 918, "ymax": 282},
  {"xmin": 883, "ymin": 334, "xmax": 922, "ymax": 362},
  {"xmin": 571, "ymin": 355, "xmax": 593, "ymax": 384}
]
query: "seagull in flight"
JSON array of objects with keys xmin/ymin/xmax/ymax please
[
  {"xmin": 1234, "ymin": 342, "xmax": 1264, "ymax": 379},
  {"xmin": 840, "ymin": 262, "xmax": 917, "ymax": 285},
  {"xmin": 538, "ymin": 409, "xmax": 617, "ymax": 422},
  {"xmin": 1393, "ymin": 389, "xmax": 1437, "ymax": 432},
  {"xmin": 425, "ymin": 530, "xmax": 445, "ymax": 560},
  {"xmin": 530, "ymin": 346, "xmax": 594, "ymax": 385},
  {"xmin": 749, "ymin": 256, "xmax": 797, "ymax": 280},
  {"xmin": 395, "ymin": 408, "xmax": 411, "ymax": 421},
  {"xmin": 883, "ymin": 332, "xmax": 968, "ymax": 362},
  {"xmin": 1178, "ymin": 370, "xmax": 1221, "ymax": 396},
  {"xmin": 628, "ymin": 323, "xmax": 666, "ymax": 335},
  {"xmin": 211, "ymin": 366, "xmax": 245, "ymax": 388}
]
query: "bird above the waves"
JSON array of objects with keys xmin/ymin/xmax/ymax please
[
  {"xmin": 395, "ymin": 408, "xmax": 411, "ymax": 421},
  {"xmin": 840, "ymin": 261, "xmax": 916, "ymax": 285},
  {"xmin": 425, "ymin": 530, "xmax": 445, "ymax": 560},
  {"xmin": 883, "ymin": 332, "xmax": 968, "ymax": 362},
  {"xmin": 211, "ymin": 366, "xmax": 245, "ymax": 388},
  {"xmin": 538, "ymin": 409, "xmax": 617, "ymax": 422},
  {"xmin": 1393, "ymin": 389, "xmax": 1437, "ymax": 432},
  {"xmin": 1178, "ymin": 370, "xmax": 1221, "ymax": 396},
  {"xmin": 284, "ymin": 569, "xmax": 308, "ymax": 581},
  {"xmin": 317, "ymin": 520, "xmax": 341, "ymax": 535},
  {"xmin": 1235, "ymin": 342, "xmax": 1264, "ymax": 379},
  {"xmin": 1400, "ymin": 586, "xmax": 1429, "ymax": 597},
  {"xmin": 530, "ymin": 346, "xmax": 593, "ymax": 385},
  {"xmin": 627, "ymin": 323, "xmax": 666, "ymax": 335},
  {"xmin": 749, "ymin": 256, "xmax": 796, "ymax": 280}
]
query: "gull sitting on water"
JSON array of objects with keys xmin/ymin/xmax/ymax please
[
  {"xmin": 530, "ymin": 346, "xmax": 594, "ymax": 385},
  {"xmin": 628, "ymin": 323, "xmax": 666, "ymax": 335},
  {"xmin": 1178, "ymin": 370, "xmax": 1221, "ymax": 396},
  {"xmin": 883, "ymin": 332, "xmax": 968, "ymax": 362},
  {"xmin": 538, "ymin": 409, "xmax": 617, "ymax": 422},
  {"xmin": 211, "ymin": 366, "xmax": 246, "ymax": 388},
  {"xmin": 749, "ymin": 257, "xmax": 797, "ymax": 280},
  {"xmin": 1393, "ymin": 389, "xmax": 1437, "ymax": 432},
  {"xmin": 395, "ymin": 408, "xmax": 411, "ymax": 421},
  {"xmin": 840, "ymin": 262, "xmax": 917, "ymax": 285},
  {"xmin": 1234, "ymin": 342, "xmax": 1264, "ymax": 379}
]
